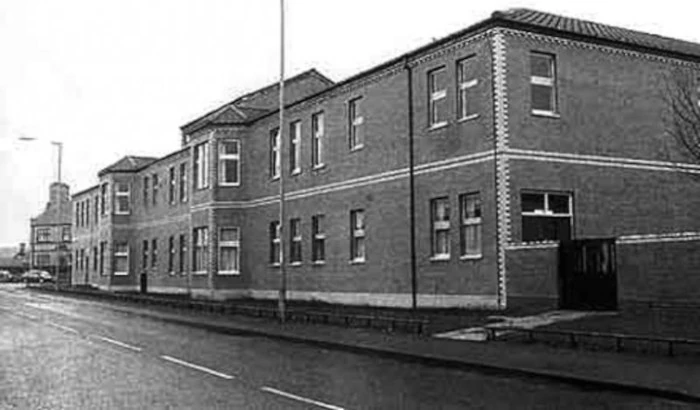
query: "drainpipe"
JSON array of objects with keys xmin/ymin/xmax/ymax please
[{"xmin": 405, "ymin": 58, "xmax": 417, "ymax": 310}]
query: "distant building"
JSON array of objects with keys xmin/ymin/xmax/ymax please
[
  {"xmin": 72, "ymin": 9, "xmax": 700, "ymax": 309},
  {"xmin": 29, "ymin": 182, "xmax": 72, "ymax": 284},
  {"xmin": 0, "ymin": 243, "xmax": 29, "ymax": 274}
]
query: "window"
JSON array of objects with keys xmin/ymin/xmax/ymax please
[
  {"xmin": 151, "ymin": 238, "xmax": 158, "ymax": 268},
  {"xmin": 179, "ymin": 162, "xmax": 188, "ymax": 202},
  {"xmin": 350, "ymin": 210, "xmax": 366, "ymax": 262},
  {"xmin": 521, "ymin": 192, "xmax": 572, "ymax": 242},
  {"xmin": 152, "ymin": 173, "xmax": 159, "ymax": 206},
  {"xmin": 431, "ymin": 198, "xmax": 450, "ymax": 259},
  {"xmin": 142, "ymin": 240, "xmax": 149, "ymax": 270},
  {"xmin": 35, "ymin": 253, "xmax": 50, "ymax": 267},
  {"xmin": 94, "ymin": 195, "xmax": 99, "ymax": 224},
  {"xmin": 194, "ymin": 141, "xmax": 210, "ymax": 189},
  {"xmin": 312, "ymin": 214, "xmax": 325, "ymax": 263},
  {"xmin": 115, "ymin": 182, "xmax": 131, "ymax": 214},
  {"xmin": 93, "ymin": 246, "xmax": 98, "ymax": 271},
  {"xmin": 269, "ymin": 128, "xmax": 280, "ymax": 179},
  {"xmin": 269, "ymin": 221, "xmax": 280, "ymax": 265},
  {"xmin": 79, "ymin": 249, "xmax": 85, "ymax": 271},
  {"xmin": 75, "ymin": 203, "xmax": 79, "ymax": 228},
  {"xmin": 168, "ymin": 236, "xmax": 175, "ymax": 274},
  {"xmin": 85, "ymin": 199, "xmax": 90, "ymax": 226},
  {"xmin": 457, "ymin": 57, "xmax": 478, "ymax": 120},
  {"xmin": 179, "ymin": 234, "xmax": 187, "ymax": 274},
  {"xmin": 289, "ymin": 121, "xmax": 301, "ymax": 175},
  {"xmin": 290, "ymin": 218, "xmax": 302, "ymax": 264},
  {"xmin": 143, "ymin": 176, "xmax": 149, "ymax": 207},
  {"xmin": 114, "ymin": 243, "xmax": 129, "ymax": 275},
  {"xmin": 348, "ymin": 97, "xmax": 364, "ymax": 150},
  {"xmin": 100, "ymin": 183, "xmax": 108, "ymax": 215},
  {"xmin": 460, "ymin": 193, "xmax": 482, "ymax": 258},
  {"xmin": 219, "ymin": 140, "xmax": 241, "ymax": 185},
  {"xmin": 169, "ymin": 167, "xmax": 176, "ymax": 204},
  {"xmin": 428, "ymin": 67, "xmax": 448, "ymax": 128},
  {"xmin": 530, "ymin": 52, "xmax": 557, "ymax": 114},
  {"xmin": 193, "ymin": 227, "xmax": 209, "ymax": 273},
  {"xmin": 311, "ymin": 112, "xmax": 324, "ymax": 168},
  {"xmin": 99, "ymin": 241, "xmax": 106, "ymax": 275},
  {"xmin": 62, "ymin": 226, "xmax": 71, "ymax": 242},
  {"xmin": 35, "ymin": 227, "xmax": 51, "ymax": 243},
  {"xmin": 218, "ymin": 227, "xmax": 240, "ymax": 274}
]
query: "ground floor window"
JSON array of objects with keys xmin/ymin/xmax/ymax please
[
  {"xmin": 312, "ymin": 215, "xmax": 325, "ymax": 263},
  {"xmin": 521, "ymin": 191, "xmax": 572, "ymax": 242},
  {"xmin": 193, "ymin": 227, "xmax": 209, "ymax": 273},
  {"xmin": 350, "ymin": 209, "xmax": 366, "ymax": 262},
  {"xmin": 218, "ymin": 227, "xmax": 240, "ymax": 274},
  {"xmin": 290, "ymin": 218, "xmax": 302, "ymax": 264},
  {"xmin": 269, "ymin": 221, "xmax": 280, "ymax": 265},
  {"xmin": 114, "ymin": 243, "xmax": 129, "ymax": 275},
  {"xmin": 179, "ymin": 234, "xmax": 187, "ymax": 274},
  {"xmin": 460, "ymin": 192, "xmax": 482, "ymax": 257},
  {"xmin": 430, "ymin": 198, "xmax": 450, "ymax": 259},
  {"xmin": 35, "ymin": 253, "xmax": 51, "ymax": 267}
]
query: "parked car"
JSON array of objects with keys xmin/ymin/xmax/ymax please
[
  {"xmin": 20, "ymin": 270, "xmax": 53, "ymax": 284},
  {"xmin": 0, "ymin": 270, "xmax": 12, "ymax": 282}
]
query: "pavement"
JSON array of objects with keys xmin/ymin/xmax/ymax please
[{"xmin": 25, "ymin": 286, "xmax": 700, "ymax": 405}]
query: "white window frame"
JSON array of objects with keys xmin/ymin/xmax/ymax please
[
  {"xmin": 521, "ymin": 192, "xmax": 572, "ymax": 218},
  {"xmin": 348, "ymin": 97, "xmax": 364, "ymax": 150},
  {"xmin": 311, "ymin": 112, "xmax": 325, "ymax": 169},
  {"xmin": 115, "ymin": 182, "xmax": 131, "ymax": 215},
  {"xmin": 458, "ymin": 57, "xmax": 478, "ymax": 120},
  {"xmin": 169, "ymin": 166, "xmax": 176, "ymax": 204},
  {"xmin": 290, "ymin": 121, "xmax": 301, "ymax": 175},
  {"xmin": 431, "ymin": 197, "xmax": 451, "ymax": 260},
  {"xmin": 35, "ymin": 227, "xmax": 51, "ymax": 243},
  {"xmin": 168, "ymin": 236, "xmax": 175, "ymax": 274},
  {"xmin": 113, "ymin": 243, "xmax": 129, "ymax": 276},
  {"xmin": 179, "ymin": 162, "xmax": 188, "ymax": 202},
  {"xmin": 179, "ymin": 234, "xmax": 187, "ymax": 275},
  {"xmin": 194, "ymin": 141, "xmax": 210, "ymax": 190},
  {"xmin": 270, "ymin": 128, "xmax": 280, "ymax": 179},
  {"xmin": 312, "ymin": 214, "xmax": 325, "ymax": 264},
  {"xmin": 100, "ymin": 183, "xmax": 108, "ymax": 215},
  {"xmin": 350, "ymin": 209, "xmax": 366, "ymax": 263},
  {"xmin": 219, "ymin": 139, "xmax": 241, "ymax": 186},
  {"xmin": 192, "ymin": 227, "xmax": 209, "ymax": 274},
  {"xmin": 428, "ymin": 67, "xmax": 448, "ymax": 129},
  {"xmin": 460, "ymin": 192, "xmax": 482, "ymax": 259},
  {"xmin": 218, "ymin": 227, "xmax": 240, "ymax": 275},
  {"xmin": 530, "ymin": 52, "xmax": 557, "ymax": 115},
  {"xmin": 270, "ymin": 221, "xmax": 281, "ymax": 266},
  {"xmin": 289, "ymin": 218, "xmax": 302, "ymax": 265},
  {"xmin": 152, "ymin": 173, "xmax": 159, "ymax": 206}
]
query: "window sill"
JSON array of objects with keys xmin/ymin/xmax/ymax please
[
  {"xmin": 430, "ymin": 255, "xmax": 451, "ymax": 262},
  {"xmin": 531, "ymin": 110, "xmax": 560, "ymax": 119},
  {"xmin": 312, "ymin": 261, "xmax": 326, "ymax": 266},
  {"xmin": 219, "ymin": 182, "xmax": 241, "ymax": 187},
  {"xmin": 217, "ymin": 271, "xmax": 240, "ymax": 275},
  {"xmin": 270, "ymin": 176, "xmax": 280, "ymax": 182},
  {"xmin": 460, "ymin": 254, "xmax": 483, "ymax": 261},
  {"xmin": 350, "ymin": 145, "xmax": 364, "ymax": 152},
  {"xmin": 428, "ymin": 122, "xmax": 449, "ymax": 132},
  {"xmin": 114, "ymin": 212, "xmax": 131, "ymax": 216},
  {"xmin": 192, "ymin": 271, "xmax": 208, "ymax": 275},
  {"xmin": 289, "ymin": 262, "xmax": 302, "ymax": 267},
  {"xmin": 312, "ymin": 164, "xmax": 326, "ymax": 171},
  {"xmin": 113, "ymin": 272, "xmax": 129, "ymax": 276},
  {"xmin": 349, "ymin": 259, "xmax": 366, "ymax": 265},
  {"xmin": 458, "ymin": 114, "xmax": 480, "ymax": 123},
  {"xmin": 270, "ymin": 263, "xmax": 280, "ymax": 268}
]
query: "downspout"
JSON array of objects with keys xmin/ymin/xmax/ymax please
[{"xmin": 405, "ymin": 58, "xmax": 417, "ymax": 310}]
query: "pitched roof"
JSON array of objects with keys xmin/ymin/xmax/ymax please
[
  {"xmin": 98, "ymin": 155, "xmax": 158, "ymax": 176},
  {"xmin": 494, "ymin": 8, "xmax": 700, "ymax": 60}
]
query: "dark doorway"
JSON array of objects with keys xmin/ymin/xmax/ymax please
[
  {"xmin": 140, "ymin": 272, "xmax": 148, "ymax": 294},
  {"xmin": 559, "ymin": 238, "xmax": 617, "ymax": 310}
]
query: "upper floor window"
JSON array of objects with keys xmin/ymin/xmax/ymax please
[
  {"xmin": 114, "ymin": 242, "xmax": 129, "ymax": 275},
  {"xmin": 94, "ymin": 195, "xmax": 99, "ymax": 224},
  {"xmin": 350, "ymin": 209, "xmax": 366, "ymax": 262},
  {"xmin": 85, "ymin": 199, "xmax": 90, "ymax": 227},
  {"xmin": 169, "ymin": 166, "xmax": 176, "ymax": 204},
  {"xmin": 457, "ymin": 57, "xmax": 478, "ymax": 120},
  {"xmin": 348, "ymin": 97, "xmax": 364, "ymax": 150},
  {"xmin": 100, "ymin": 183, "xmax": 108, "ymax": 215},
  {"xmin": 99, "ymin": 241, "xmax": 106, "ymax": 276},
  {"xmin": 36, "ymin": 227, "xmax": 51, "ymax": 243},
  {"xmin": 270, "ymin": 128, "xmax": 280, "ymax": 179},
  {"xmin": 143, "ymin": 176, "xmax": 149, "ymax": 208},
  {"xmin": 218, "ymin": 227, "xmax": 240, "ymax": 275},
  {"xmin": 311, "ymin": 112, "xmax": 325, "ymax": 168},
  {"xmin": 289, "ymin": 218, "xmax": 302, "ymax": 264},
  {"xmin": 152, "ymin": 173, "xmax": 159, "ymax": 206},
  {"xmin": 428, "ymin": 67, "xmax": 448, "ymax": 128},
  {"xmin": 62, "ymin": 226, "xmax": 71, "ymax": 242},
  {"xmin": 179, "ymin": 162, "xmax": 188, "ymax": 202},
  {"xmin": 430, "ymin": 197, "xmax": 450, "ymax": 259},
  {"xmin": 530, "ymin": 52, "xmax": 557, "ymax": 115},
  {"xmin": 115, "ymin": 182, "xmax": 131, "ymax": 215},
  {"xmin": 74, "ymin": 203, "xmax": 79, "ymax": 228},
  {"xmin": 194, "ymin": 141, "xmax": 210, "ymax": 190},
  {"xmin": 521, "ymin": 191, "xmax": 572, "ymax": 242},
  {"xmin": 219, "ymin": 140, "xmax": 240, "ymax": 186},
  {"xmin": 289, "ymin": 121, "xmax": 301, "ymax": 175},
  {"xmin": 460, "ymin": 192, "xmax": 482, "ymax": 258}
]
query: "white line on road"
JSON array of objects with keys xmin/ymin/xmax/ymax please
[
  {"xmin": 261, "ymin": 386, "xmax": 346, "ymax": 410},
  {"xmin": 93, "ymin": 336, "xmax": 143, "ymax": 352},
  {"xmin": 48, "ymin": 323, "xmax": 79, "ymax": 334},
  {"xmin": 160, "ymin": 355, "xmax": 235, "ymax": 380}
]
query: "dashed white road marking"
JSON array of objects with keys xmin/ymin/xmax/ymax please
[
  {"xmin": 160, "ymin": 355, "xmax": 234, "ymax": 380},
  {"xmin": 48, "ymin": 323, "xmax": 79, "ymax": 334},
  {"xmin": 93, "ymin": 336, "xmax": 143, "ymax": 352},
  {"xmin": 261, "ymin": 386, "xmax": 346, "ymax": 410}
]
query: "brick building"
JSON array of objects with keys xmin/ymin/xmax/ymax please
[
  {"xmin": 30, "ymin": 182, "xmax": 72, "ymax": 283},
  {"xmin": 72, "ymin": 9, "xmax": 700, "ymax": 309}
]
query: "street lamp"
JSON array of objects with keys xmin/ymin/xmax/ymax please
[{"xmin": 18, "ymin": 136, "xmax": 65, "ymax": 289}]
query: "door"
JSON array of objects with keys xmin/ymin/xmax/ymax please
[
  {"xmin": 559, "ymin": 238, "xmax": 617, "ymax": 310},
  {"xmin": 140, "ymin": 272, "xmax": 148, "ymax": 294}
]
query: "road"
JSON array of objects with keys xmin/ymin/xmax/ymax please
[{"xmin": 0, "ymin": 284, "xmax": 693, "ymax": 409}]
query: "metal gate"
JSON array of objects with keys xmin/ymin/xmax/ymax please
[{"xmin": 558, "ymin": 238, "xmax": 618, "ymax": 310}]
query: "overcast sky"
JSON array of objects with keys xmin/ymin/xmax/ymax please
[{"xmin": 1, "ymin": 0, "xmax": 699, "ymax": 246}]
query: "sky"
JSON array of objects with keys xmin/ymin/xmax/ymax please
[{"xmin": 1, "ymin": 0, "xmax": 699, "ymax": 246}]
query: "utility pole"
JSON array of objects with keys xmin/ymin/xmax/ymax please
[
  {"xmin": 52, "ymin": 141, "xmax": 63, "ymax": 290},
  {"xmin": 277, "ymin": 0, "xmax": 287, "ymax": 322}
]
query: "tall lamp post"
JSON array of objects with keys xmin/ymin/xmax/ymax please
[
  {"xmin": 19, "ymin": 137, "xmax": 64, "ymax": 289},
  {"xmin": 277, "ymin": 0, "xmax": 287, "ymax": 322}
]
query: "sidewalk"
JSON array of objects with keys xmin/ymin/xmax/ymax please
[{"xmin": 74, "ymin": 296, "xmax": 700, "ymax": 404}]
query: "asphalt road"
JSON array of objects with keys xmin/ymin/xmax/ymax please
[{"xmin": 0, "ymin": 284, "xmax": 693, "ymax": 409}]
